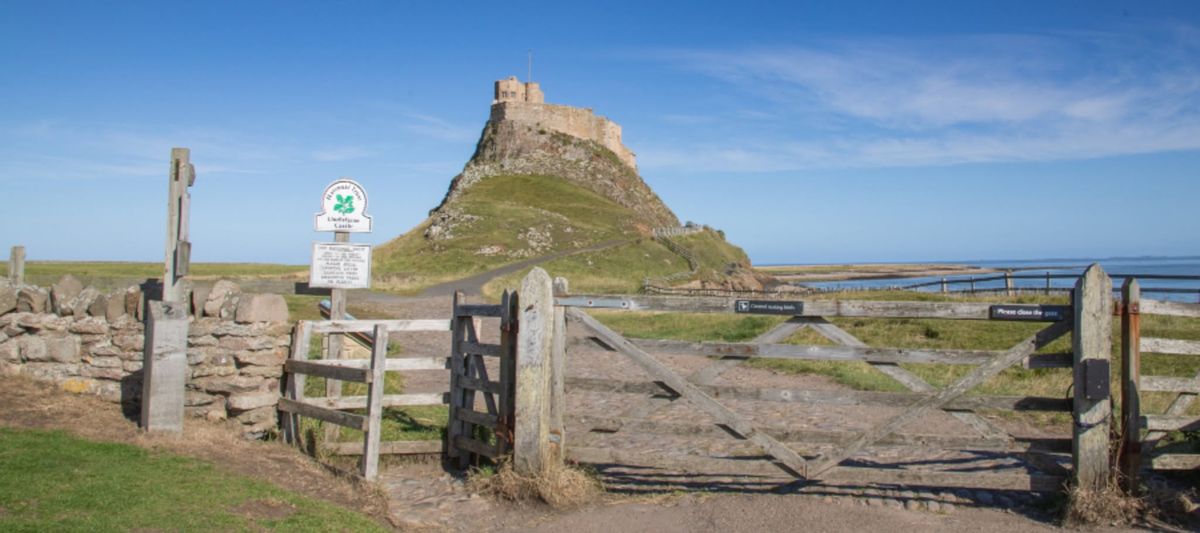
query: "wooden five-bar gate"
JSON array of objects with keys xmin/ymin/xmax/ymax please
[{"xmin": 538, "ymin": 265, "xmax": 1121, "ymax": 493}]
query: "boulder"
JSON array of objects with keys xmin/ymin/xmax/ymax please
[
  {"xmin": 0, "ymin": 286, "xmax": 16, "ymax": 316},
  {"xmin": 227, "ymin": 391, "xmax": 278, "ymax": 412},
  {"xmin": 103, "ymin": 292, "xmax": 126, "ymax": 321},
  {"xmin": 43, "ymin": 335, "xmax": 81, "ymax": 363},
  {"xmin": 70, "ymin": 286, "xmax": 101, "ymax": 318},
  {"xmin": 124, "ymin": 285, "xmax": 143, "ymax": 319},
  {"xmin": 87, "ymin": 293, "xmax": 110, "ymax": 318},
  {"xmin": 50, "ymin": 275, "xmax": 84, "ymax": 315},
  {"xmin": 191, "ymin": 285, "xmax": 211, "ymax": 317},
  {"xmin": 204, "ymin": 280, "xmax": 241, "ymax": 318},
  {"xmin": 17, "ymin": 287, "xmax": 48, "ymax": 313},
  {"xmin": 234, "ymin": 293, "xmax": 288, "ymax": 323}
]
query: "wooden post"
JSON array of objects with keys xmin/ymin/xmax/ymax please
[
  {"xmin": 969, "ymin": 276, "xmax": 976, "ymax": 293},
  {"xmin": 1005, "ymin": 271, "xmax": 1015, "ymax": 297},
  {"xmin": 447, "ymin": 291, "xmax": 468, "ymax": 468},
  {"xmin": 497, "ymin": 290, "xmax": 518, "ymax": 457},
  {"xmin": 141, "ymin": 148, "xmax": 194, "ymax": 433},
  {"xmin": 163, "ymin": 148, "xmax": 193, "ymax": 303},
  {"xmin": 324, "ymin": 230, "xmax": 349, "ymax": 444},
  {"xmin": 8, "ymin": 245, "xmax": 24, "ymax": 285},
  {"xmin": 1045, "ymin": 272, "xmax": 1052, "ymax": 295},
  {"xmin": 140, "ymin": 300, "xmax": 188, "ymax": 432},
  {"xmin": 283, "ymin": 321, "xmax": 312, "ymax": 446},
  {"xmin": 514, "ymin": 268, "xmax": 554, "ymax": 475},
  {"xmin": 940, "ymin": 277, "xmax": 947, "ymax": 294},
  {"xmin": 361, "ymin": 324, "xmax": 388, "ymax": 480},
  {"xmin": 1072, "ymin": 264, "xmax": 1113, "ymax": 490},
  {"xmin": 549, "ymin": 277, "xmax": 569, "ymax": 462},
  {"xmin": 1119, "ymin": 278, "xmax": 1141, "ymax": 491}
]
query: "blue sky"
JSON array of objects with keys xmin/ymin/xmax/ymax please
[{"xmin": 2, "ymin": 1, "xmax": 1198, "ymax": 265}]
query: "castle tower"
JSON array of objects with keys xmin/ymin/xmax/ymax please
[{"xmin": 494, "ymin": 76, "xmax": 543, "ymax": 104}]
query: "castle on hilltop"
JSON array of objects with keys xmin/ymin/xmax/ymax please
[{"xmin": 490, "ymin": 76, "xmax": 637, "ymax": 170}]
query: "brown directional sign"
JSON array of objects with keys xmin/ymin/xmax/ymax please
[
  {"xmin": 734, "ymin": 300, "xmax": 804, "ymax": 315},
  {"xmin": 988, "ymin": 304, "xmax": 1069, "ymax": 322}
]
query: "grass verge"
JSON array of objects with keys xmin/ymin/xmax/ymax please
[{"xmin": 0, "ymin": 427, "xmax": 385, "ymax": 532}]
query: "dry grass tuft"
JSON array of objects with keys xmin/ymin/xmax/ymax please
[
  {"xmin": 471, "ymin": 461, "xmax": 602, "ymax": 508},
  {"xmin": 1064, "ymin": 480, "xmax": 1145, "ymax": 527}
]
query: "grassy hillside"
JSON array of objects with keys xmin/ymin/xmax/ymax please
[
  {"xmin": 481, "ymin": 229, "xmax": 753, "ymax": 298},
  {"xmin": 373, "ymin": 174, "xmax": 645, "ymax": 292},
  {"xmin": 375, "ymin": 175, "xmax": 749, "ymax": 294}
]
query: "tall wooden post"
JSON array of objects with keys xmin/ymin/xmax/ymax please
[
  {"xmin": 163, "ymin": 148, "xmax": 193, "ymax": 303},
  {"xmin": 1004, "ymin": 270, "xmax": 1015, "ymax": 297},
  {"xmin": 1072, "ymin": 264, "xmax": 1113, "ymax": 490},
  {"xmin": 1119, "ymin": 279, "xmax": 1141, "ymax": 490},
  {"xmin": 141, "ymin": 148, "xmax": 194, "ymax": 433},
  {"xmin": 324, "ymin": 230, "xmax": 349, "ymax": 443},
  {"xmin": 940, "ymin": 277, "xmax": 947, "ymax": 294},
  {"xmin": 8, "ymin": 245, "xmax": 24, "ymax": 285},
  {"xmin": 514, "ymin": 267, "xmax": 554, "ymax": 475},
  {"xmin": 549, "ymin": 277, "xmax": 569, "ymax": 462}
]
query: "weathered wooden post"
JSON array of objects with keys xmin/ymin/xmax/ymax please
[
  {"xmin": 1004, "ymin": 270, "xmax": 1015, "ymax": 297},
  {"xmin": 1045, "ymin": 271, "xmax": 1052, "ymax": 295},
  {"xmin": 549, "ymin": 277, "xmax": 569, "ymax": 462},
  {"xmin": 141, "ymin": 148, "xmax": 195, "ymax": 433},
  {"xmin": 1119, "ymin": 278, "xmax": 1141, "ymax": 490},
  {"xmin": 8, "ymin": 245, "xmax": 24, "ymax": 285},
  {"xmin": 310, "ymin": 178, "xmax": 373, "ymax": 444},
  {"xmin": 1072, "ymin": 264, "xmax": 1113, "ymax": 490},
  {"xmin": 362, "ymin": 324, "xmax": 389, "ymax": 480},
  {"xmin": 514, "ymin": 267, "xmax": 555, "ymax": 474},
  {"xmin": 940, "ymin": 277, "xmax": 947, "ymax": 294}
]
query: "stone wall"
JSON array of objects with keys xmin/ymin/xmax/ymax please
[
  {"xmin": 0, "ymin": 276, "xmax": 292, "ymax": 437},
  {"xmin": 490, "ymin": 101, "xmax": 636, "ymax": 170}
]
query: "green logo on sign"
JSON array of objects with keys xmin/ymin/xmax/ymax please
[{"xmin": 334, "ymin": 194, "xmax": 355, "ymax": 215}]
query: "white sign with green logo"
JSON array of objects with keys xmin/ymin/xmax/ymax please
[{"xmin": 315, "ymin": 178, "xmax": 372, "ymax": 232}]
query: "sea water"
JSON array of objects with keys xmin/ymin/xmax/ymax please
[{"xmin": 795, "ymin": 257, "xmax": 1200, "ymax": 303}]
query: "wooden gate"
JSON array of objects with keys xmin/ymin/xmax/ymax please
[
  {"xmin": 1118, "ymin": 279, "xmax": 1200, "ymax": 484},
  {"xmin": 548, "ymin": 265, "xmax": 1118, "ymax": 492},
  {"xmin": 278, "ymin": 293, "xmax": 516, "ymax": 480}
]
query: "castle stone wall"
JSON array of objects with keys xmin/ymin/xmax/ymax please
[{"xmin": 490, "ymin": 101, "xmax": 637, "ymax": 170}]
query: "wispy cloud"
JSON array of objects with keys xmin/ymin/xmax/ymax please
[
  {"xmin": 644, "ymin": 26, "xmax": 1200, "ymax": 171},
  {"xmin": 401, "ymin": 112, "xmax": 478, "ymax": 143}
]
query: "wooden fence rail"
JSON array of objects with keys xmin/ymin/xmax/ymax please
[{"xmin": 1120, "ymin": 280, "xmax": 1200, "ymax": 485}]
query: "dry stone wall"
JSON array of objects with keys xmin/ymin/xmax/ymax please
[{"xmin": 0, "ymin": 275, "xmax": 291, "ymax": 437}]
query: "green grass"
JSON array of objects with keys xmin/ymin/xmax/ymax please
[
  {"xmin": 479, "ymin": 229, "xmax": 756, "ymax": 300},
  {"xmin": 0, "ymin": 427, "xmax": 385, "ymax": 532},
  {"xmin": 373, "ymin": 174, "xmax": 642, "ymax": 293},
  {"xmin": 1, "ymin": 261, "xmax": 306, "ymax": 291}
]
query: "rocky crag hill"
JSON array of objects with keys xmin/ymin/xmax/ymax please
[{"xmin": 374, "ymin": 77, "xmax": 765, "ymax": 294}]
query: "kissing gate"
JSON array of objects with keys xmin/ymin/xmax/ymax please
[{"xmin": 278, "ymin": 264, "xmax": 1195, "ymax": 497}]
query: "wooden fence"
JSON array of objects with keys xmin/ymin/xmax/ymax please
[
  {"xmin": 1119, "ymin": 279, "xmax": 1200, "ymax": 487},
  {"xmin": 515, "ymin": 265, "xmax": 1122, "ymax": 492},
  {"xmin": 278, "ymin": 293, "xmax": 516, "ymax": 480}
]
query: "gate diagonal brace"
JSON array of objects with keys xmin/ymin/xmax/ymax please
[
  {"xmin": 568, "ymin": 308, "xmax": 810, "ymax": 478},
  {"xmin": 806, "ymin": 319, "xmax": 1072, "ymax": 478}
]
